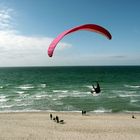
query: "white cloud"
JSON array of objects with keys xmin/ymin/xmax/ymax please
[
  {"xmin": 0, "ymin": 8, "xmax": 14, "ymax": 30},
  {"xmin": 0, "ymin": 8, "xmax": 71, "ymax": 66},
  {"xmin": 0, "ymin": 30, "xmax": 72, "ymax": 66}
]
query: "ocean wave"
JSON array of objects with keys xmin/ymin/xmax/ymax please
[
  {"xmin": 119, "ymin": 94, "xmax": 140, "ymax": 97},
  {"xmin": 124, "ymin": 84, "xmax": 140, "ymax": 88},
  {"xmin": 17, "ymin": 84, "xmax": 34, "ymax": 90},
  {"xmin": 130, "ymin": 99, "xmax": 139, "ymax": 103},
  {"xmin": 53, "ymin": 90, "xmax": 68, "ymax": 93},
  {"xmin": 112, "ymin": 90, "xmax": 136, "ymax": 94},
  {"xmin": 0, "ymin": 98, "xmax": 8, "ymax": 102},
  {"xmin": 91, "ymin": 108, "xmax": 112, "ymax": 113},
  {"xmin": 122, "ymin": 110, "xmax": 140, "ymax": 113},
  {"xmin": 0, "ymin": 86, "xmax": 3, "ymax": 89},
  {"xmin": 0, "ymin": 105, "xmax": 14, "ymax": 109},
  {"xmin": 14, "ymin": 99, "xmax": 23, "ymax": 102},
  {"xmin": 15, "ymin": 91, "xmax": 25, "ymax": 94},
  {"xmin": 0, "ymin": 95, "xmax": 9, "ymax": 102},
  {"xmin": 107, "ymin": 96, "xmax": 116, "ymax": 98},
  {"xmin": 0, "ymin": 109, "xmax": 44, "ymax": 113},
  {"xmin": 52, "ymin": 90, "xmax": 89, "ymax": 99},
  {"xmin": 54, "ymin": 101, "xmax": 63, "ymax": 106},
  {"xmin": 39, "ymin": 84, "xmax": 47, "ymax": 88},
  {"xmin": 15, "ymin": 103, "xmax": 31, "ymax": 107},
  {"xmin": 85, "ymin": 85, "xmax": 92, "ymax": 89},
  {"xmin": 34, "ymin": 94, "xmax": 51, "ymax": 99}
]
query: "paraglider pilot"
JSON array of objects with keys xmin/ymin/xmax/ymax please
[{"xmin": 91, "ymin": 81, "xmax": 101, "ymax": 94}]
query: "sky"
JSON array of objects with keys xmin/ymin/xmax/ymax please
[{"xmin": 0, "ymin": 0, "xmax": 140, "ymax": 66}]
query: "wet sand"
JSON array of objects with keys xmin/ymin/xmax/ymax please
[{"xmin": 0, "ymin": 112, "xmax": 139, "ymax": 140}]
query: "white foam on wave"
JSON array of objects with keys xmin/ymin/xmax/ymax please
[
  {"xmin": 54, "ymin": 101, "xmax": 63, "ymax": 106},
  {"xmin": 112, "ymin": 90, "xmax": 136, "ymax": 94},
  {"xmin": 53, "ymin": 90, "xmax": 68, "ymax": 93},
  {"xmin": 0, "ymin": 95, "xmax": 8, "ymax": 102},
  {"xmin": 91, "ymin": 92, "xmax": 101, "ymax": 97},
  {"xmin": 19, "ymin": 93, "xmax": 29, "ymax": 98},
  {"xmin": 86, "ymin": 85, "xmax": 92, "ymax": 89},
  {"xmin": 130, "ymin": 99, "xmax": 139, "ymax": 103},
  {"xmin": 92, "ymin": 108, "xmax": 112, "ymax": 113},
  {"xmin": 34, "ymin": 94, "xmax": 50, "ymax": 99},
  {"xmin": 60, "ymin": 91, "xmax": 89, "ymax": 98},
  {"xmin": 123, "ymin": 110, "xmax": 140, "ymax": 113},
  {"xmin": 15, "ymin": 103, "xmax": 31, "ymax": 107},
  {"xmin": 17, "ymin": 84, "xmax": 34, "ymax": 90},
  {"xmin": 39, "ymin": 84, "xmax": 47, "ymax": 88},
  {"xmin": 0, "ymin": 98, "xmax": 8, "ymax": 102},
  {"xmin": 0, "ymin": 104, "xmax": 14, "ymax": 108},
  {"xmin": 119, "ymin": 94, "xmax": 140, "ymax": 97},
  {"xmin": 107, "ymin": 96, "xmax": 116, "ymax": 98},
  {"xmin": 14, "ymin": 99, "xmax": 22, "ymax": 102},
  {"xmin": 30, "ymin": 93, "xmax": 52, "ymax": 100},
  {"xmin": 15, "ymin": 91, "xmax": 25, "ymax": 94},
  {"xmin": 124, "ymin": 84, "xmax": 140, "ymax": 88},
  {"xmin": 51, "ymin": 90, "xmax": 89, "ymax": 100}
]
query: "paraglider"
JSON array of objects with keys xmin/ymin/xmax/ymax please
[
  {"xmin": 48, "ymin": 24, "xmax": 112, "ymax": 57},
  {"xmin": 91, "ymin": 81, "xmax": 101, "ymax": 94}
]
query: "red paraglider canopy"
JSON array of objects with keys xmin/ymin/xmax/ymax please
[{"xmin": 48, "ymin": 24, "xmax": 112, "ymax": 57}]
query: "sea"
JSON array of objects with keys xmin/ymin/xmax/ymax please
[{"xmin": 0, "ymin": 66, "xmax": 140, "ymax": 113}]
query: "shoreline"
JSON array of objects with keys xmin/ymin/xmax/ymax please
[
  {"xmin": 0, "ymin": 112, "xmax": 139, "ymax": 140},
  {"xmin": 0, "ymin": 110, "xmax": 140, "ymax": 114}
]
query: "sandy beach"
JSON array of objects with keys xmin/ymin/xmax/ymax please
[{"xmin": 0, "ymin": 112, "xmax": 139, "ymax": 140}]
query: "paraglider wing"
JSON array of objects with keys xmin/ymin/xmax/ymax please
[{"xmin": 48, "ymin": 24, "xmax": 112, "ymax": 57}]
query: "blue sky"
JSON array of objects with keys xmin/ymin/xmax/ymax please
[{"xmin": 0, "ymin": 0, "xmax": 140, "ymax": 66}]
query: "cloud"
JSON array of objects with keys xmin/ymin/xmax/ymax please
[
  {"xmin": 0, "ymin": 8, "xmax": 71, "ymax": 66},
  {"xmin": 0, "ymin": 8, "xmax": 14, "ymax": 30},
  {"xmin": 108, "ymin": 55, "xmax": 126, "ymax": 59},
  {"xmin": 0, "ymin": 31, "xmax": 71, "ymax": 54}
]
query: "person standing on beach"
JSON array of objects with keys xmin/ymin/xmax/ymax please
[
  {"xmin": 50, "ymin": 114, "xmax": 52, "ymax": 120},
  {"xmin": 56, "ymin": 116, "xmax": 59, "ymax": 123}
]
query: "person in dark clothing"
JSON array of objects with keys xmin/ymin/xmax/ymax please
[
  {"xmin": 50, "ymin": 113, "xmax": 53, "ymax": 120},
  {"xmin": 82, "ymin": 110, "xmax": 86, "ymax": 115},
  {"xmin": 132, "ymin": 115, "xmax": 136, "ymax": 119},
  {"xmin": 91, "ymin": 82, "xmax": 101, "ymax": 94},
  {"xmin": 56, "ymin": 116, "xmax": 59, "ymax": 123}
]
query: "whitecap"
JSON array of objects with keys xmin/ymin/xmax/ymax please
[
  {"xmin": 19, "ymin": 93, "xmax": 29, "ymax": 98},
  {"xmin": 91, "ymin": 92, "xmax": 101, "ymax": 97},
  {"xmin": 123, "ymin": 110, "xmax": 140, "ymax": 113},
  {"xmin": 107, "ymin": 96, "xmax": 116, "ymax": 98},
  {"xmin": 54, "ymin": 101, "xmax": 63, "ymax": 106},
  {"xmin": 52, "ymin": 98, "xmax": 57, "ymax": 101},
  {"xmin": 14, "ymin": 99, "xmax": 22, "ymax": 102},
  {"xmin": 16, "ymin": 91, "xmax": 25, "ymax": 94},
  {"xmin": 0, "ymin": 98, "xmax": 8, "ymax": 102},
  {"xmin": 58, "ymin": 95, "xmax": 68, "ymax": 98},
  {"xmin": 53, "ymin": 90, "xmax": 68, "ymax": 93},
  {"xmin": 119, "ymin": 94, "xmax": 140, "ymax": 97},
  {"xmin": 17, "ymin": 84, "xmax": 34, "ymax": 90},
  {"xmin": 85, "ymin": 85, "xmax": 92, "ymax": 89},
  {"xmin": 124, "ymin": 84, "xmax": 140, "ymax": 88},
  {"xmin": 92, "ymin": 108, "xmax": 112, "ymax": 113},
  {"xmin": 39, "ymin": 84, "xmax": 47, "ymax": 88},
  {"xmin": 130, "ymin": 99, "xmax": 139, "ymax": 103},
  {"xmin": 0, "ymin": 105, "xmax": 14, "ymax": 108},
  {"xmin": 15, "ymin": 103, "xmax": 30, "ymax": 107},
  {"xmin": 34, "ymin": 94, "xmax": 49, "ymax": 99},
  {"xmin": 0, "ymin": 95, "xmax": 8, "ymax": 102}
]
